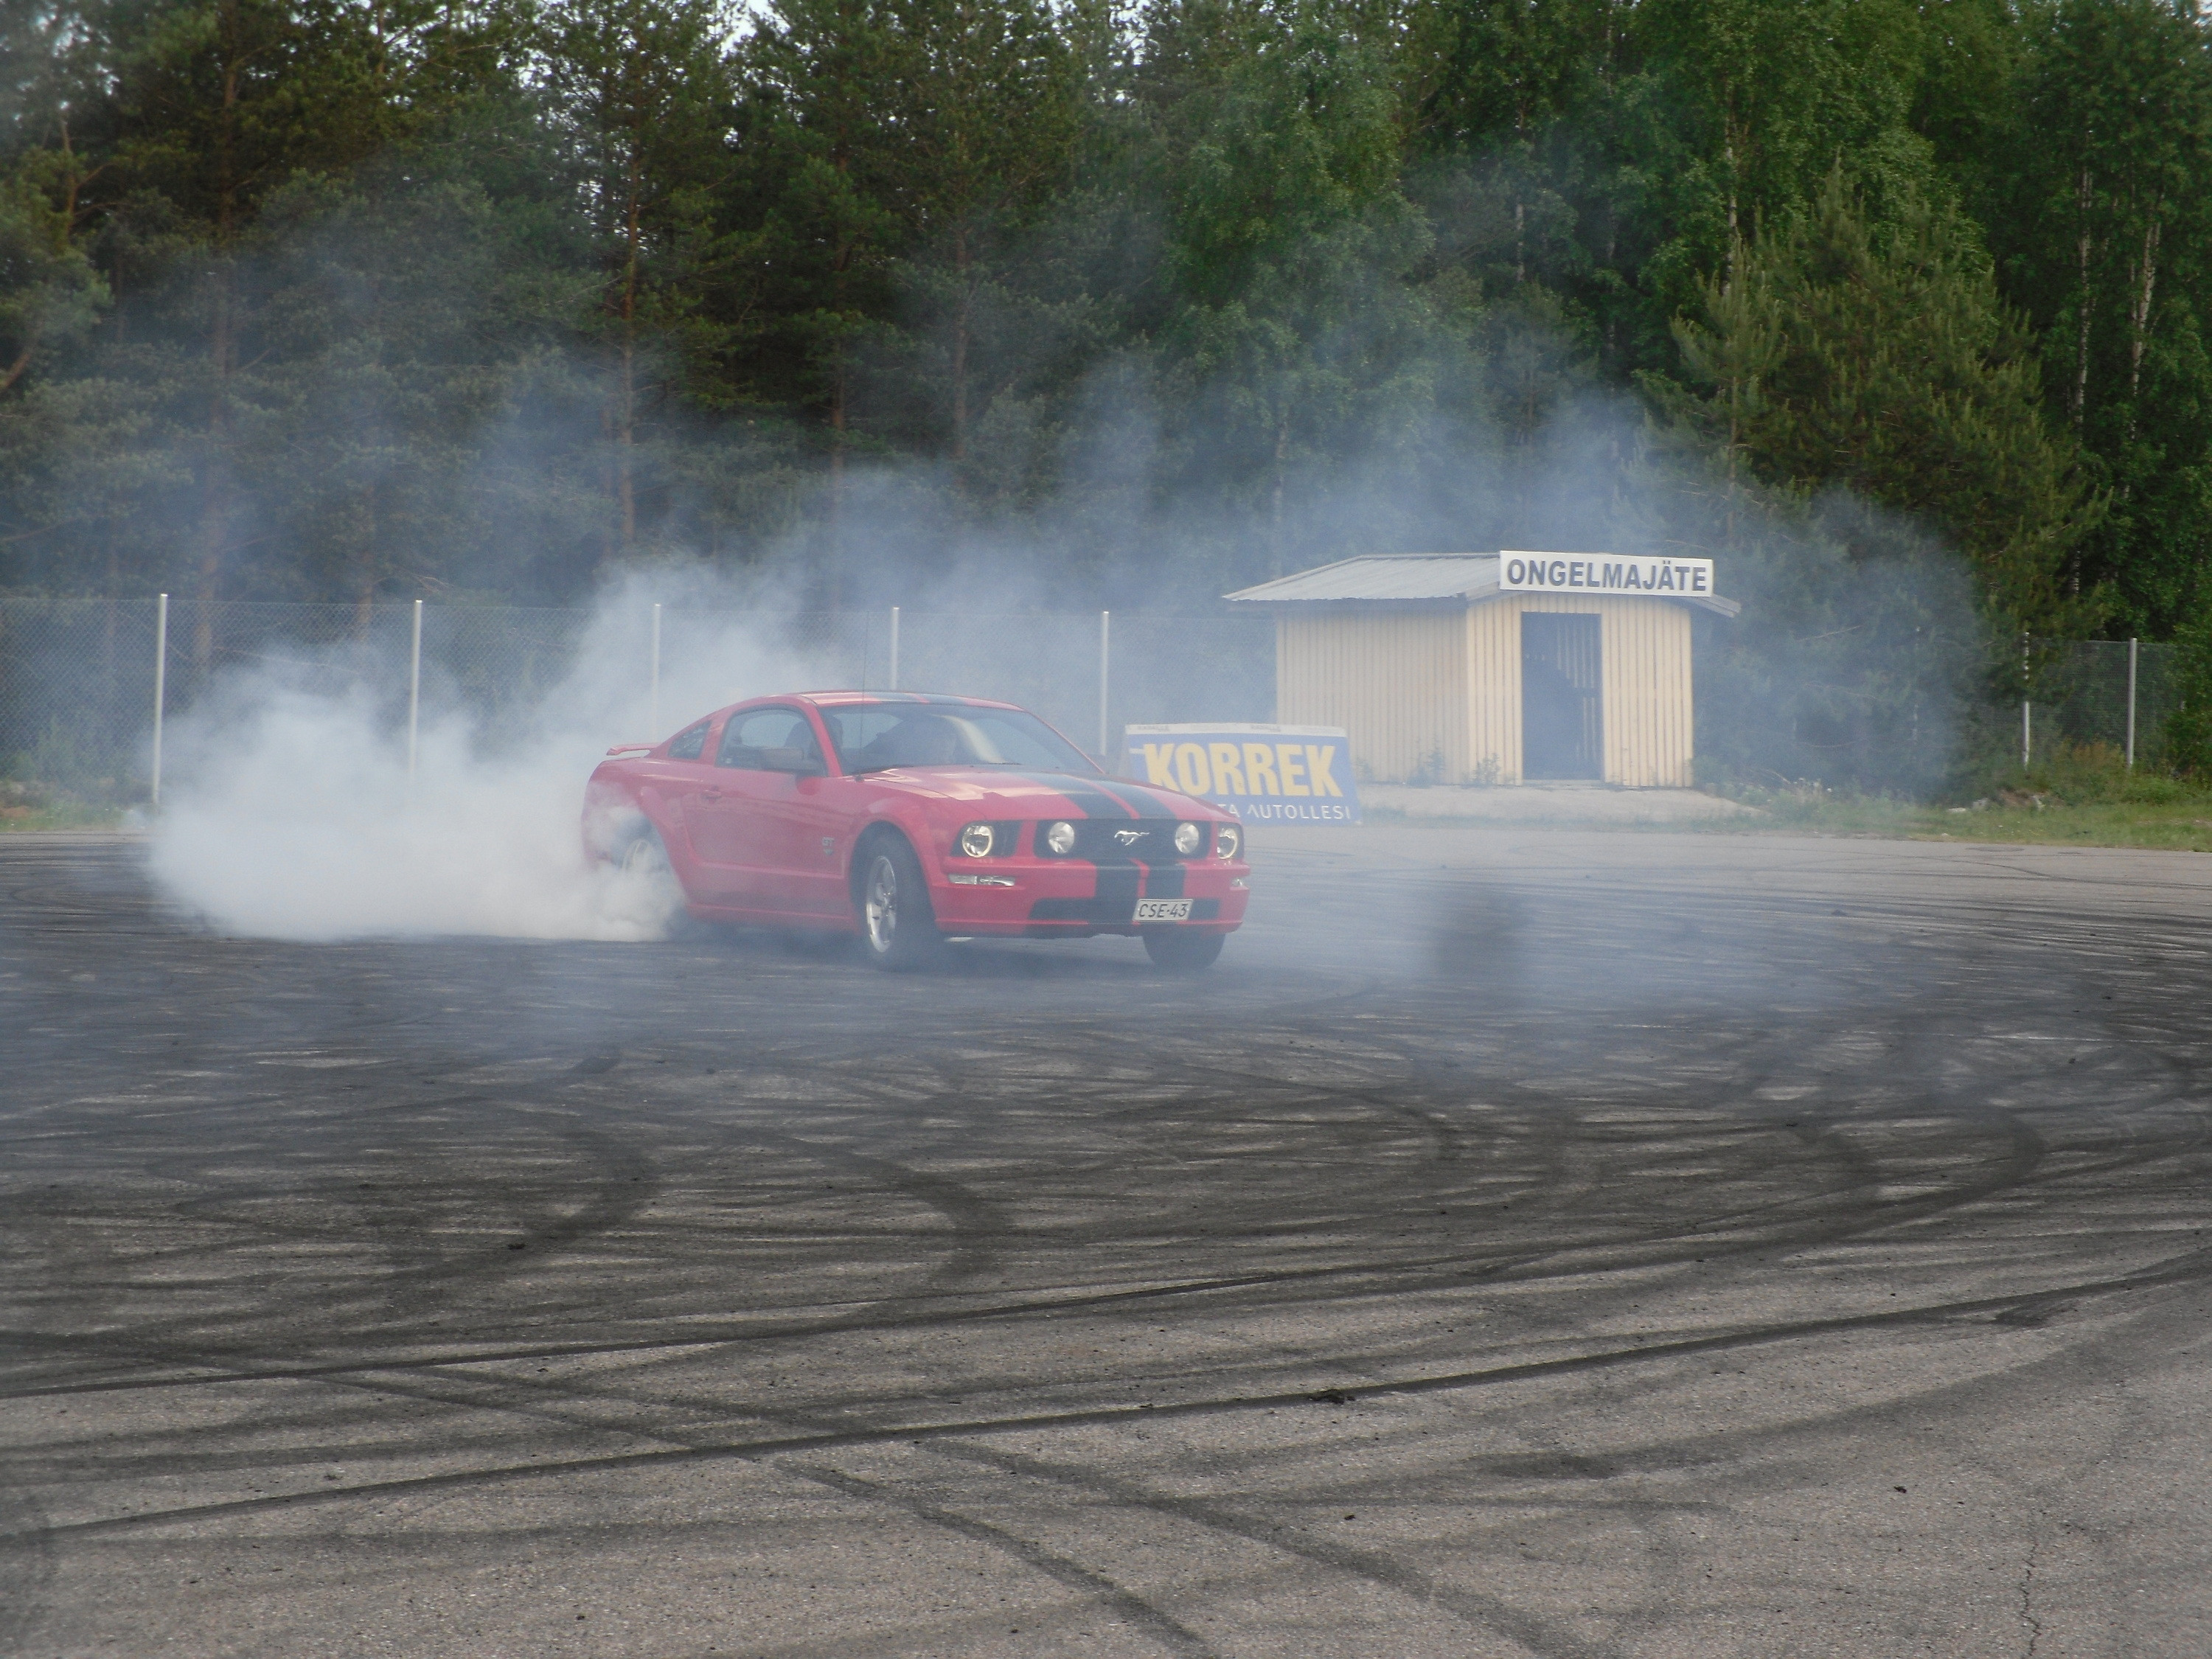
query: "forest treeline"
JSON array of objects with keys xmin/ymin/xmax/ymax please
[{"xmin": 1, "ymin": 0, "xmax": 2208, "ymax": 664}]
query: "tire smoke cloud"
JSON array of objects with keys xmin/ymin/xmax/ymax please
[
  {"xmin": 145, "ymin": 571, "xmax": 835, "ymax": 942},
  {"xmin": 136, "ymin": 370, "xmax": 1999, "ymax": 946}
]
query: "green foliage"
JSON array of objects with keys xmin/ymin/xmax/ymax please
[
  {"xmin": 0, "ymin": 0, "xmax": 2208, "ymax": 769},
  {"xmin": 1976, "ymin": 737, "xmax": 2185, "ymax": 804},
  {"xmin": 1155, "ymin": 13, "xmax": 1455, "ymax": 577},
  {"xmin": 0, "ymin": 184, "xmax": 105, "ymax": 391},
  {"xmin": 1668, "ymin": 171, "xmax": 2104, "ymax": 636},
  {"xmin": 2157, "ymin": 607, "xmax": 2212, "ymax": 777},
  {"xmin": 1992, "ymin": 0, "xmax": 2212, "ymax": 637}
]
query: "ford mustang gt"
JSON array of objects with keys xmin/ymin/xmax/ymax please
[{"xmin": 583, "ymin": 692, "xmax": 1250, "ymax": 970}]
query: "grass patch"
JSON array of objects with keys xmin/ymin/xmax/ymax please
[
  {"xmin": 0, "ymin": 804, "xmax": 129, "ymax": 832},
  {"xmin": 1708, "ymin": 794, "xmax": 2212, "ymax": 851},
  {"xmin": 0, "ymin": 780, "xmax": 132, "ymax": 832},
  {"xmin": 1707, "ymin": 745, "xmax": 2212, "ymax": 850}
]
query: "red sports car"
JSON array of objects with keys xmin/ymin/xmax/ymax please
[{"xmin": 582, "ymin": 692, "xmax": 1251, "ymax": 970}]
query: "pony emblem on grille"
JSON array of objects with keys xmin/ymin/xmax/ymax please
[{"xmin": 1114, "ymin": 829, "xmax": 1150, "ymax": 846}]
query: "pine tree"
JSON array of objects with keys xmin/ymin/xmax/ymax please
[
  {"xmin": 883, "ymin": 0, "xmax": 1079, "ymax": 469},
  {"xmin": 1668, "ymin": 170, "xmax": 2102, "ymax": 636},
  {"xmin": 738, "ymin": 0, "xmax": 919, "ymax": 597},
  {"xmin": 539, "ymin": 0, "xmax": 740, "ymax": 568}
]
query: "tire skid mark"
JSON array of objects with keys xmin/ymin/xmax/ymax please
[
  {"xmin": 2, "ymin": 1098, "xmax": 2191, "ymax": 1402},
  {"xmin": 12, "ymin": 834, "xmax": 2212, "ymax": 1653},
  {"xmin": 782, "ymin": 1460, "xmax": 1219, "ymax": 1658},
  {"xmin": 922, "ymin": 1440, "xmax": 1615, "ymax": 1659},
  {"xmin": 3, "ymin": 1099, "xmax": 671, "ymax": 1361},
  {"xmin": 734, "ymin": 1128, "xmax": 1015, "ymax": 1293},
  {"xmin": 0, "ymin": 1482, "xmax": 58, "ymax": 1656},
  {"xmin": 124, "ymin": 1343, "xmax": 1222, "ymax": 1658},
  {"xmin": 19, "ymin": 1241, "xmax": 2212, "ymax": 1543}
]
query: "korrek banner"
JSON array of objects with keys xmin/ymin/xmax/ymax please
[
  {"xmin": 1500, "ymin": 550, "xmax": 1715, "ymax": 598},
  {"xmin": 1124, "ymin": 724, "xmax": 1361, "ymax": 824}
]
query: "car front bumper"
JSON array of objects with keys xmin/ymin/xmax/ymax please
[{"xmin": 930, "ymin": 857, "xmax": 1250, "ymax": 936}]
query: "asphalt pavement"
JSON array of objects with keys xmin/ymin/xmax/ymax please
[{"xmin": 4, "ymin": 824, "xmax": 2211, "ymax": 1658}]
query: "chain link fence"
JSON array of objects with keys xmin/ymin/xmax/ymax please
[
  {"xmin": 2023, "ymin": 636, "xmax": 2183, "ymax": 768},
  {"xmin": 0, "ymin": 595, "xmax": 161, "ymax": 796},
  {"xmin": 0, "ymin": 594, "xmax": 1278, "ymax": 798},
  {"xmin": 11, "ymin": 597, "xmax": 2180, "ymax": 799},
  {"xmin": 860, "ymin": 608, "xmax": 1275, "ymax": 748}
]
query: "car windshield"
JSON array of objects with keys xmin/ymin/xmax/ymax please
[{"xmin": 823, "ymin": 703, "xmax": 1098, "ymax": 775}]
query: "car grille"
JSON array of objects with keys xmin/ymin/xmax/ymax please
[{"xmin": 1062, "ymin": 818, "xmax": 1200, "ymax": 861}]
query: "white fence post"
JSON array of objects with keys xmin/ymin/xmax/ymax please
[
  {"xmin": 406, "ymin": 598, "xmax": 423, "ymax": 784},
  {"xmin": 1098, "ymin": 609, "xmax": 1111, "ymax": 759},
  {"xmin": 888, "ymin": 605, "xmax": 900, "ymax": 689},
  {"xmin": 650, "ymin": 602, "xmax": 662, "ymax": 734},
  {"xmin": 150, "ymin": 593, "xmax": 167, "ymax": 809},
  {"xmin": 2021, "ymin": 634, "xmax": 2031, "ymax": 768},
  {"xmin": 2127, "ymin": 637, "xmax": 2138, "ymax": 768}
]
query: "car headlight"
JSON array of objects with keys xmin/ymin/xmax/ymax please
[
  {"xmin": 1043, "ymin": 820, "xmax": 1077, "ymax": 855},
  {"xmin": 1173, "ymin": 821, "xmax": 1202, "ymax": 855},
  {"xmin": 1214, "ymin": 824, "xmax": 1241, "ymax": 859},
  {"xmin": 958, "ymin": 822, "xmax": 994, "ymax": 858}
]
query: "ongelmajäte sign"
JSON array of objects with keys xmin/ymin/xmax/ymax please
[{"xmin": 1500, "ymin": 550, "xmax": 1715, "ymax": 597}]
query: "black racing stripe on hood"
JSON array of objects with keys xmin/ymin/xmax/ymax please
[
  {"xmin": 1009, "ymin": 771, "xmax": 1196, "ymax": 821},
  {"xmin": 1000, "ymin": 771, "xmax": 1143, "ymax": 821},
  {"xmin": 1088, "ymin": 775, "xmax": 1197, "ymax": 818}
]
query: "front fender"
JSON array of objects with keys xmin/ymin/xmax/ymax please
[{"xmin": 850, "ymin": 800, "xmax": 956, "ymax": 897}]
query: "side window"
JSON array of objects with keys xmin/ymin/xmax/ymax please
[
  {"xmin": 822, "ymin": 709, "xmax": 904, "ymax": 769},
  {"xmin": 667, "ymin": 720, "xmax": 710, "ymax": 761},
  {"xmin": 717, "ymin": 707, "xmax": 824, "ymax": 771}
]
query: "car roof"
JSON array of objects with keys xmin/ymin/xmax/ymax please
[{"xmin": 793, "ymin": 690, "xmax": 1024, "ymax": 711}]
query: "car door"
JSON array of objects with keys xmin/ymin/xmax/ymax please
[
  {"xmin": 688, "ymin": 706, "xmax": 824, "ymax": 913},
  {"xmin": 642, "ymin": 716, "xmax": 718, "ymax": 886},
  {"xmin": 775, "ymin": 707, "xmax": 853, "ymax": 920}
]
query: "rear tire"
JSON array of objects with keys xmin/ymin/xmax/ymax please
[
  {"xmin": 614, "ymin": 823, "xmax": 673, "ymax": 881},
  {"xmin": 858, "ymin": 837, "xmax": 945, "ymax": 971},
  {"xmin": 1144, "ymin": 929, "xmax": 1225, "ymax": 972}
]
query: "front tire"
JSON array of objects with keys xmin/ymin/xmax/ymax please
[
  {"xmin": 1144, "ymin": 929, "xmax": 1225, "ymax": 972},
  {"xmin": 858, "ymin": 838, "xmax": 945, "ymax": 971}
]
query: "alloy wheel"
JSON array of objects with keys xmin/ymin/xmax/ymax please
[{"xmin": 864, "ymin": 854, "xmax": 900, "ymax": 953}]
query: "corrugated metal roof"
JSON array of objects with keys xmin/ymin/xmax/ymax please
[
  {"xmin": 1224, "ymin": 554, "xmax": 1502, "ymax": 603},
  {"xmin": 1225, "ymin": 552, "xmax": 1740, "ymax": 616}
]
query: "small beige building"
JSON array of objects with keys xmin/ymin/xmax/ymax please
[{"xmin": 1225, "ymin": 552, "xmax": 1739, "ymax": 787}]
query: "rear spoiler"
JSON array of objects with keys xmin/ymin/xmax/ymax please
[{"xmin": 604, "ymin": 742, "xmax": 655, "ymax": 757}]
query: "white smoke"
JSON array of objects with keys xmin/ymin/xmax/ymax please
[{"xmin": 147, "ymin": 568, "xmax": 835, "ymax": 942}]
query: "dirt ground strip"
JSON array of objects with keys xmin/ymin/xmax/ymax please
[{"xmin": 4, "ymin": 824, "xmax": 2211, "ymax": 1658}]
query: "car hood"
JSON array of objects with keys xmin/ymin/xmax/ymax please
[{"xmin": 852, "ymin": 766, "xmax": 1221, "ymax": 819}]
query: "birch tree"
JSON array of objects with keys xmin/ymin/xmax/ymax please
[{"xmin": 2003, "ymin": 0, "xmax": 2212, "ymax": 633}]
